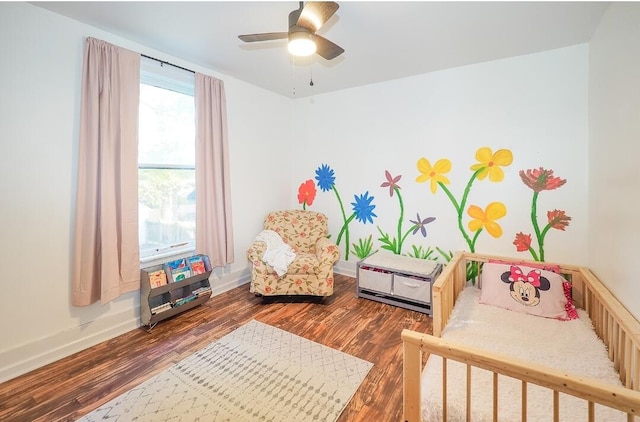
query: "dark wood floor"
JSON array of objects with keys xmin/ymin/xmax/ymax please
[{"xmin": 0, "ymin": 274, "xmax": 432, "ymax": 422}]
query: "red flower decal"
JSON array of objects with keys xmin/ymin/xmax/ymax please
[
  {"xmin": 297, "ymin": 179, "xmax": 317, "ymax": 207},
  {"xmin": 519, "ymin": 168, "xmax": 566, "ymax": 192},
  {"xmin": 547, "ymin": 209, "xmax": 571, "ymax": 231},
  {"xmin": 513, "ymin": 232, "xmax": 532, "ymax": 252}
]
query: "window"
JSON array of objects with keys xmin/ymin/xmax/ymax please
[{"xmin": 138, "ymin": 59, "xmax": 196, "ymax": 261}]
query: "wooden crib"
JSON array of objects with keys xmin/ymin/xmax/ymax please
[{"xmin": 402, "ymin": 251, "xmax": 640, "ymax": 422}]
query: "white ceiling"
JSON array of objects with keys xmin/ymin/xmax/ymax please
[{"xmin": 32, "ymin": 1, "xmax": 610, "ymax": 98}]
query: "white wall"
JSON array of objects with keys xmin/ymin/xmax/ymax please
[
  {"xmin": 291, "ymin": 45, "xmax": 589, "ymax": 273},
  {"xmin": 0, "ymin": 2, "xmax": 291, "ymax": 382},
  {"xmin": 588, "ymin": 3, "xmax": 640, "ymax": 321}
]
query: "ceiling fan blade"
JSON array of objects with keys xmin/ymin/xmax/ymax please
[
  {"xmin": 313, "ymin": 34, "xmax": 344, "ymax": 60},
  {"xmin": 297, "ymin": 1, "xmax": 339, "ymax": 32},
  {"xmin": 238, "ymin": 32, "xmax": 288, "ymax": 43}
]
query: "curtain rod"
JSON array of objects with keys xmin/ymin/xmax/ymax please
[{"xmin": 141, "ymin": 54, "xmax": 195, "ymax": 74}]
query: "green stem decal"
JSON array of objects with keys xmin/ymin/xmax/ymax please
[
  {"xmin": 336, "ymin": 213, "xmax": 355, "ymax": 259},
  {"xmin": 530, "ymin": 191, "xmax": 544, "ymax": 261},
  {"xmin": 439, "ymin": 173, "xmax": 479, "ymax": 253},
  {"xmin": 332, "ymin": 185, "xmax": 351, "ymax": 260},
  {"xmin": 395, "ymin": 187, "xmax": 405, "ymax": 254}
]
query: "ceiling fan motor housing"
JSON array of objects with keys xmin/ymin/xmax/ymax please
[{"xmin": 288, "ymin": 3, "xmax": 314, "ymax": 51}]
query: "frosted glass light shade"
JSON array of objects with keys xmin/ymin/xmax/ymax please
[{"xmin": 288, "ymin": 34, "xmax": 316, "ymax": 56}]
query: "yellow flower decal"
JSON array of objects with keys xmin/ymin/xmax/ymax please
[
  {"xmin": 467, "ymin": 202, "xmax": 507, "ymax": 238},
  {"xmin": 469, "ymin": 147, "xmax": 513, "ymax": 182},
  {"xmin": 416, "ymin": 158, "xmax": 452, "ymax": 193}
]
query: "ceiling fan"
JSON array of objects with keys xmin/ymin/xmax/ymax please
[{"xmin": 238, "ymin": 1, "xmax": 344, "ymax": 60}]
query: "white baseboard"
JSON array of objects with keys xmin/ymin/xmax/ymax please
[
  {"xmin": 334, "ymin": 259, "xmax": 357, "ymax": 278},
  {"xmin": 0, "ymin": 309, "xmax": 140, "ymax": 384},
  {"xmin": 0, "ymin": 269, "xmax": 252, "ymax": 384},
  {"xmin": 211, "ymin": 268, "xmax": 251, "ymax": 296}
]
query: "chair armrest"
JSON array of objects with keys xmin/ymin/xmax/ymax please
[
  {"xmin": 316, "ymin": 237, "xmax": 340, "ymax": 265},
  {"xmin": 246, "ymin": 241, "xmax": 267, "ymax": 263}
]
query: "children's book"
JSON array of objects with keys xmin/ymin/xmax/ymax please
[
  {"xmin": 171, "ymin": 267, "xmax": 191, "ymax": 282},
  {"xmin": 148, "ymin": 270, "xmax": 168, "ymax": 288},
  {"xmin": 188, "ymin": 255, "xmax": 206, "ymax": 275},
  {"xmin": 164, "ymin": 258, "xmax": 187, "ymax": 272}
]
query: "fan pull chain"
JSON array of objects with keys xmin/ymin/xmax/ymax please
[
  {"xmin": 310, "ymin": 63, "xmax": 314, "ymax": 86},
  {"xmin": 292, "ymin": 56, "xmax": 297, "ymax": 96}
]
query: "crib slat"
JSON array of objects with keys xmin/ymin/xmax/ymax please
[
  {"xmin": 521, "ymin": 381, "xmax": 527, "ymax": 421},
  {"xmin": 443, "ymin": 357, "xmax": 447, "ymax": 422},
  {"xmin": 553, "ymin": 390, "xmax": 559, "ymax": 422},
  {"xmin": 631, "ymin": 345, "xmax": 640, "ymax": 391},
  {"xmin": 588, "ymin": 401, "xmax": 594, "ymax": 422},
  {"xmin": 493, "ymin": 372, "xmax": 498, "ymax": 422},
  {"xmin": 466, "ymin": 364, "xmax": 471, "ymax": 422},
  {"xmin": 401, "ymin": 335, "xmax": 422, "ymax": 422},
  {"xmin": 622, "ymin": 332, "xmax": 629, "ymax": 387},
  {"xmin": 612, "ymin": 316, "xmax": 618, "ymax": 368},
  {"xmin": 620, "ymin": 326, "xmax": 626, "ymax": 378}
]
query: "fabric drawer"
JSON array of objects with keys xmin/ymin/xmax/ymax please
[
  {"xmin": 394, "ymin": 274, "xmax": 431, "ymax": 303},
  {"xmin": 358, "ymin": 268, "xmax": 393, "ymax": 294}
]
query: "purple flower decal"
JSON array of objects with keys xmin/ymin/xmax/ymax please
[{"xmin": 410, "ymin": 213, "xmax": 436, "ymax": 237}]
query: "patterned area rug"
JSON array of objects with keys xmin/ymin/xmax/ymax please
[{"xmin": 78, "ymin": 320, "xmax": 373, "ymax": 421}]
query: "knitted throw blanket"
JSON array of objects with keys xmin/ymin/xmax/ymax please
[{"xmin": 256, "ymin": 230, "xmax": 296, "ymax": 277}]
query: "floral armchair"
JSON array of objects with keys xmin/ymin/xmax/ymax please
[{"xmin": 247, "ymin": 210, "xmax": 340, "ymax": 297}]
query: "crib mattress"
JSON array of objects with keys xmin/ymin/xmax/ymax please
[{"xmin": 421, "ymin": 286, "xmax": 628, "ymax": 422}]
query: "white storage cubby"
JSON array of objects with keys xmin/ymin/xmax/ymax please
[{"xmin": 356, "ymin": 251, "xmax": 442, "ymax": 314}]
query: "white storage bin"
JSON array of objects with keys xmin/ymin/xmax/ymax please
[
  {"xmin": 358, "ymin": 267, "xmax": 393, "ymax": 294},
  {"xmin": 356, "ymin": 251, "xmax": 442, "ymax": 315},
  {"xmin": 394, "ymin": 274, "xmax": 431, "ymax": 304}
]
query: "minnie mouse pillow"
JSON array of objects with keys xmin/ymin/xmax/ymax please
[{"xmin": 479, "ymin": 262, "xmax": 574, "ymax": 320}]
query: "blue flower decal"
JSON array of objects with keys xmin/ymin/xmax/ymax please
[
  {"xmin": 315, "ymin": 164, "xmax": 335, "ymax": 192},
  {"xmin": 351, "ymin": 191, "xmax": 377, "ymax": 224}
]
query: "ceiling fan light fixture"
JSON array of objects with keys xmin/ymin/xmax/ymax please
[{"xmin": 288, "ymin": 32, "xmax": 316, "ymax": 57}]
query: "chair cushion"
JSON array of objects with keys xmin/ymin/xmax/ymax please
[{"xmin": 286, "ymin": 252, "xmax": 320, "ymax": 274}]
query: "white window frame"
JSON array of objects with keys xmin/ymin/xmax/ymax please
[{"xmin": 139, "ymin": 57, "xmax": 196, "ymax": 264}]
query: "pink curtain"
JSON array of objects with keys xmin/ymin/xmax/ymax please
[
  {"xmin": 195, "ymin": 73, "xmax": 234, "ymax": 267},
  {"xmin": 72, "ymin": 38, "xmax": 140, "ymax": 306}
]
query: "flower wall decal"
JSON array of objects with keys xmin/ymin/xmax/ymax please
[
  {"xmin": 467, "ymin": 202, "xmax": 507, "ymax": 239},
  {"xmin": 416, "ymin": 147, "xmax": 512, "ymax": 253},
  {"xmin": 416, "ymin": 158, "xmax": 451, "ymax": 194},
  {"xmin": 514, "ymin": 167, "xmax": 571, "ymax": 261},
  {"xmin": 376, "ymin": 170, "xmax": 436, "ymax": 255},
  {"xmin": 314, "ymin": 164, "xmax": 377, "ymax": 260},
  {"xmin": 410, "ymin": 213, "xmax": 436, "ymax": 237},
  {"xmin": 293, "ymin": 151, "xmax": 572, "ymax": 265},
  {"xmin": 297, "ymin": 179, "xmax": 316, "ymax": 210},
  {"xmin": 351, "ymin": 191, "xmax": 377, "ymax": 224}
]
